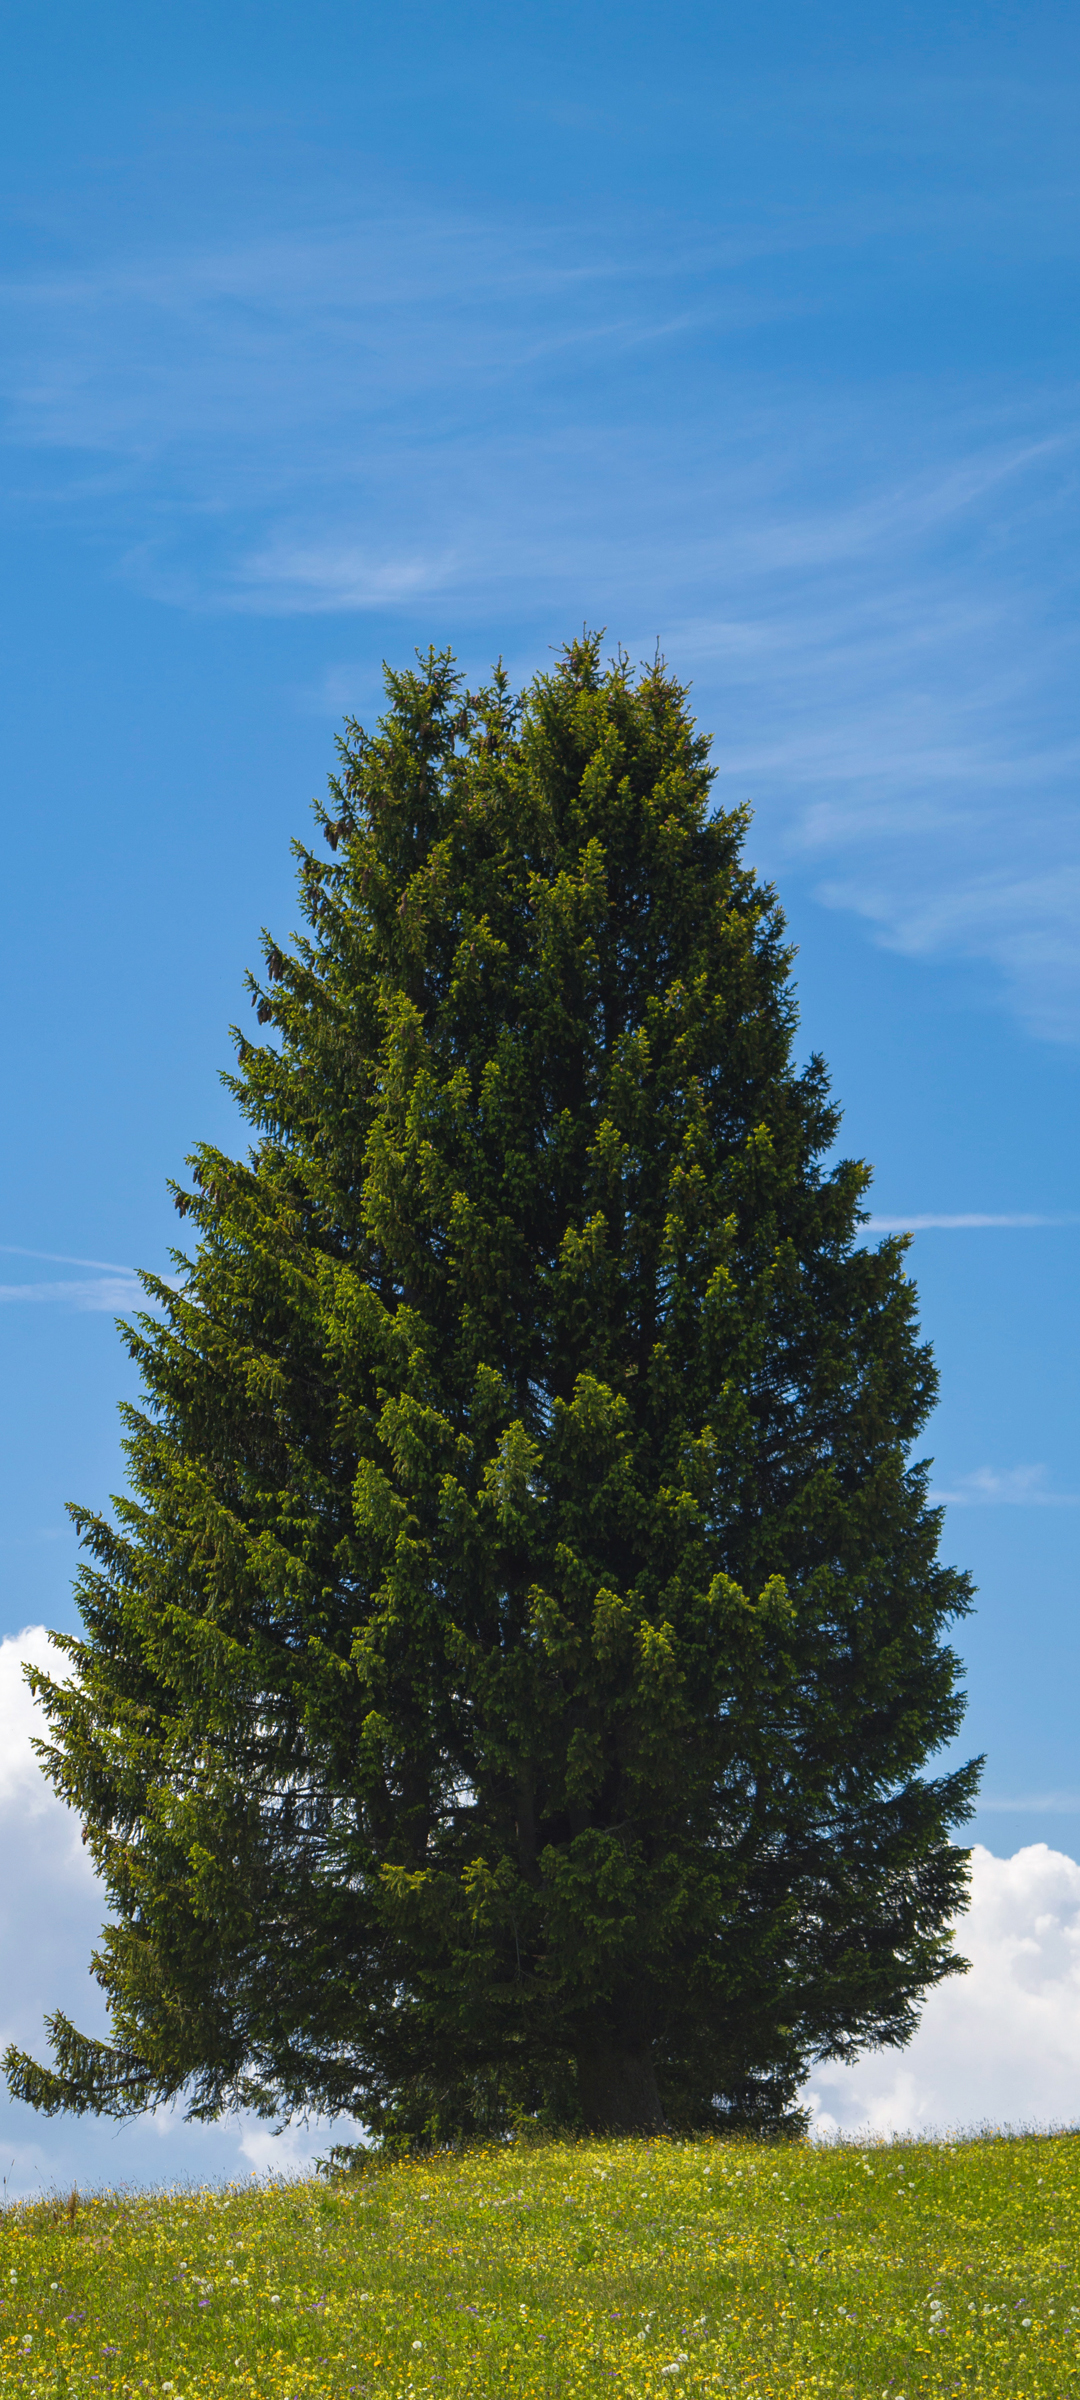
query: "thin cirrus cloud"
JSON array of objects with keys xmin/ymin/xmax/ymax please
[
  {"xmin": 3, "ymin": 159, "xmax": 1080, "ymax": 1039},
  {"xmin": 930, "ymin": 1465, "xmax": 1080, "ymax": 1508},
  {"xmin": 864, "ymin": 1212, "xmax": 1078, "ymax": 1230},
  {"xmin": 0, "ymin": 1242, "xmax": 138, "ymax": 1272},
  {"xmin": 225, "ymin": 411, "xmax": 1080, "ymax": 1044},
  {"xmin": 0, "ymin": 1245, "xmax": 149, "ymax": 1311},
  {"xmin": 227, "ymin": 538, "xmax": 460, "ymax": 615},
  {"xmin": 0, "ymin": 1279, "xmax": 143, "ymax": 1311}
]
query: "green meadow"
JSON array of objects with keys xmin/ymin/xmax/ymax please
[{"xmin": 1, "ymin": 2131, "xmax": 1077, "ymax": 2399}]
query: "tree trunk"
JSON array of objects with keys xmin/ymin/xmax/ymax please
[{"xmin": 576, "ymin": 2045, "xmax": 666, "ymax": 2134}]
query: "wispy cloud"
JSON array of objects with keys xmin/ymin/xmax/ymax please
[
  {"xmin": 931, "ymin": 1464, "xmax": 1080, "ymax": 1507},
  {"xmin": 979, "ymin": 1794, "xmax": 1080, "ymax": 1813},
  {"xmin": 0, "ymin": 1242, "xmax": 136, "ymax": 1273},
  {"xmin": 0, "ymin": 1277, "xmax": 142, "ymax": 1311},
  {"xmin": 3, "ymin": 168, "xmax": 1080, "ymax": 1038},
  {"xmin": 228, "ymin": 539, "xmax": 459, "ymax": 615},
  {"xmin": 865, "ymin": 1212, "xmax": 1078, "ymax": 1230},
  {"xmin": 0, "ymin": 1529, "xmax": 75, "ymax": 1550},
  {"xmin": 655, "ymin": 421, "xmax": 1080, "ymax": 1043}
]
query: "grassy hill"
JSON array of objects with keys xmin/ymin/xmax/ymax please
[{"xmin": 1, "ymin": 2130, "xmax": 1077, "ymax": 2397}]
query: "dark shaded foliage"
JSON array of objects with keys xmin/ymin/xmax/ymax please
[{"xmin": 5, "ymin": 637, "xmax": 978, "ymax": 2142}]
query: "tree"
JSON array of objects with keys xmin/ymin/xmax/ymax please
[{"xmin": 5, "ymin": 637, "xmax": 978, "ymax": 2143}]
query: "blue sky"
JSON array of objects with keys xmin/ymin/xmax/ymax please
[{"xmin": 1, "ymin": 0, "xmax": 1079, "ymax": 2181}]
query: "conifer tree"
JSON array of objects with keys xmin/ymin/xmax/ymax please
[{"xmin": 5, "ymin": 638, "xmax": 978, "ymax": 2141}]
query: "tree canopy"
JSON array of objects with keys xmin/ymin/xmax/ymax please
[{"xmin": 6, "ymin": 636, "xmax": 978, "ymax": 2141}]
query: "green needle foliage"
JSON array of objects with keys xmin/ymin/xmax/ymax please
[{"xmin": 5, "ymin": 636, "xmax": 978, "ymax": 2145}]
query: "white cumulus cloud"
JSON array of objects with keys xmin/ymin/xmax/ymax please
[
  {"xmin": 0, "ymin": 1628, "xmax": 362, "ymax": 2194},
  {"xmin": 809, "ymin": 1844, "xmax": 1080, "ymax": 2137}
]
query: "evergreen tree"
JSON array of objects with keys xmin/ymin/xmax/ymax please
[{"xmin": 5, "ymin": 638, "xmax": 978, "ymax": 2142}]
